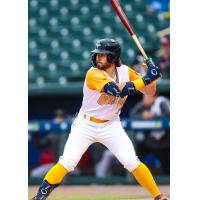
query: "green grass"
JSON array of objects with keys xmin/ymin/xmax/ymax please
[{"xmin": 28, "ymin": 194, "xmax": 150, "ymax": 200}]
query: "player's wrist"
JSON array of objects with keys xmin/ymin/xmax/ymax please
[
  {"xmin": 142, "ymin": 68, "xmax": 161, "ymax": 85},
  {"xmin": 145, "ymin": 58, "xmax": 156, "ymax": 68},
  {"xmin": 121, "ymin": 82, "xmax": 136, "ymax": 97},
  {"xmin": 103, "ymin": 82, "xmax": 121, "ymax": 97}
]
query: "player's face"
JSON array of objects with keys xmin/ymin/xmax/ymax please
[{"xmin": 96, "ymin": 54, "xmax": 110, "ymax": 69}]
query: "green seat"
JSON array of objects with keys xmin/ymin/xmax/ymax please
[
  {"xmin": 47, "ymin": 17, "xmax": 60, "ymax": 31},
  {"xmin": 47, "ymin": 62, "xmax": 58, "ymax": 74},
  {"xmin": 49, "ymin": 48, "xmax": 63, "ymax": 61},
  {"xmin": 39, "ymin": 0, "xmax": 49, "ymax": 5},
  {"xmin": 28, "ymin": 51, "xmax": 38, "ymax": 63},
  {"xmin": 101, "ymin": 5, "xmax": 113, "ymax": 19},
  {"xmin": 147, "ymin": 23, "xmax": 157, "ymax": 34},
  {"xmin": 57, "ymin": 75, "xmax": 68, "ymax": 86},
  {"xmin": 36, "ymin": 61, "xmax": 49, "ymax": 73},
  {"xmin": 122, "ymin": 3, "xmax": 141, "ymax": 18},
  {"xmin": 49, "ymin": 0, "xmax": 59, "ymax": 10},
  {"xmin": 80, "ymin": 5, "xmax": 90, "ymax": 16},
  {"xmin": 59, "ymin": 27, "xmax": 69, "ymax": 38},
  {"xmin": 29, "ymin": 0, "xmax": 39, "ymax": 12},
  {"xmin": 90, "ymin": 0, "xmax": 102, "ymax": 11},
  {"xmin": 157, "ymin": 17, "xmax": 170, "ymax": 30},
  {"xmin": 59, "ymin": 7, "xmax": 69, "ymax": 24},
  {"xmin": 81, "ymin": 50, "xmax": 90, "ymax": 60},
  {"xmin": 58, "ymin": 60, "xmax": 72, "ymax": 72},
  {"xmin": 35, "ymin": 76, "xmax": 46, "ymax": 87},
  {"xmin": 29, "ymin": 40, "xmax": 38, "ymax": 50},
  {"xmin": 69, "ymin": 17, "xmax": 83, "ymax": 32},
  {"xmin": 59, "ymin": 61, "xmax": 84, "ymax": 80},
  {"xmin": 28, "ymin": 73, "xmax": 37, "ymax": 84},
  {"xmin": 59, "ymin": 50, "xmax": 69, "ymax": 60},
  {"xmin": 28, "ymin": 63, "xmax": 36, "ymax": 74},
  {"xmin": 37, "ymin": 7, "xmax": 48, "ymax": 23},
  {"xmin": 29, "ymin": 18, "xmax": 39, "ymax": 33},
  {"xmin": 132, "ymin": 0, "xmax": 146, "ymax": 12}
]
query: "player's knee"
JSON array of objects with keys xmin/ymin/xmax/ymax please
[
  {"xmin": 123, "ymin": 156, "xmax": 140, "ymax": 172},
  {"xmin": 58, "ymin": 156, "xmax": 78, "ymax": 172}
]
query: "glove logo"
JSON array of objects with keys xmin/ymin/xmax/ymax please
[
  {"xmin": 151, "ymin": 68, "xmax": 158, "ymax": 76},
  {"xmin": 41, "ymin": 188, "xmax": 48, "ymax": 195},
  {"xmin": 40, "ymin": 185, "xmax": 51, "ymax": 195}
]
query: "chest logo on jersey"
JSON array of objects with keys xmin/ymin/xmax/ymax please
[{"xmin": 97, "ymin": 93, "xmax": 127, "ymax": 106}]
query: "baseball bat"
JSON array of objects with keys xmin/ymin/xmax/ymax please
[
  {"xmin": 157, "ymin": 27, "xmax": 170, "ymax": 38},
  {"xmin": 109, "ymin": 0, "xmax": 148, "ymax": 60}
]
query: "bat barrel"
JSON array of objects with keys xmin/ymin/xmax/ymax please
[
  {"xmin": 110, "ymin": 0, "xmax": 134, "ymax": 36},
  {"xmin": 110, "ymin": 0, "xmax": 149, "ymax": 61}
]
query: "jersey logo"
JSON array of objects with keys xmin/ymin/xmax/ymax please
[
  {"xmin": 94, "ymin": 73, "xmax": 104, "ymax": 79},
  {"xmin": 97, "ymin": 93, "xmax": 126, "ymax": 106}
]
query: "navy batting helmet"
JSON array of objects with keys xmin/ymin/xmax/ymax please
[{"xmin": 91, "ymin": 38, "xmax": 121, "ymax": 67}]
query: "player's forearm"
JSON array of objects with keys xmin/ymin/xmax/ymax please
[
  {"xmin": 103, "ymin": 82, "xmax": 121, "ymax": 97},
  {"xmin": 117, "ymin": 79, "xmax": 156, "ymax": 97},
  {"xmin": 117, "ymin": 79, "xmax": 145, "ymax": 94},
  {"xmin": 139, "ymin": 81, "xmax": 156, "ymax": 96},
  {"xmin": 119, "ymin": 58, "xmax": 160, "ymax": 97}
]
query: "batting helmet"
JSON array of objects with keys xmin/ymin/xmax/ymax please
[{"xmin": 91, "ymin": 38, "xmax": 121, "ymax": 67}]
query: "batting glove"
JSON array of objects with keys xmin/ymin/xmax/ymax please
[
  {"xmin": 142, "ymin": 58, "xmax": 161, "ymax": 85},
  {"xmin": 104, "ymin": 82, "xmax": 121, "ymax": 97},
  {"xmin": 121, "ymin": 82, "xmax": 136, "ymax": 97}
]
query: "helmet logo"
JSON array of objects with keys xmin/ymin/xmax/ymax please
[{"xmin": 96, "ymin": 42, "xmax": 101, "ymax": 48}]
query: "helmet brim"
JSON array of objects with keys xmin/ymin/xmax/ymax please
[{"xmin": 91, "ymin": 49, "xmax": 114, "ymax": 55}]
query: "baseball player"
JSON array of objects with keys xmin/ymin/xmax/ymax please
[{"xmin": 32, "ymin": 39, "xmax": 168, "ymax": 200}]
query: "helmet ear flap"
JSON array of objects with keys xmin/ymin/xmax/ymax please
[
  {"xmin": 107, "ymin": 54, "xmax": 121, "ymax": 67},
  {"xmin": 91, "ymin": 53, "xmax": 97, "ymax": 67},
  {"xmin": 107, "ymin": 54, "xmax": 114, "ymax": 63}
]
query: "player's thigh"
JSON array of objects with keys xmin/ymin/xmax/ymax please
[
  {"xmin": 60, "ymin": 119, "xmax": 94, "ymax": 170},
  {"xmin": 101, "ymin": 121, "xmax": 137, "ymax": 165}
]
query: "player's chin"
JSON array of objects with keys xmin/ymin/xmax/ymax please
[
  {"xmin": 96, "ymin": 63, "xmax": 103, "ymax": 69},
  {"xmin": 97, "ymin": 64, "xmax": 110, "ymax": 70}
]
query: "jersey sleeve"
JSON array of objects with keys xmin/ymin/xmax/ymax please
[
  {"xmin": 86, "ymin": 68, "xmax": 112, "ymax": 91},
  {"xmin": 128, "ymin": 66, "xmax": 157, "ymax": 91},
  {"xmin": 128, "ymin": 67, "xmax": 143, "ymax": 81}
]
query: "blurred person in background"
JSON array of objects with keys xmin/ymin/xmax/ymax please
[
  {"xmin": 129, "ymin": 94, "xmax": 170, "ymax": 175},
  {"xmin": 157, "ymin": 36, "xmax": 170, "ymax": 79},
  {"xmin": 72, "ymin": 147, "xmax": 94, "ymax": 176},
  {"xmin": 94, "ymin": 146, "xmax": 124, "ymax": 178},
  {"xmin": 147, "ymin": 0, "xmax": 169, "ymax": 17},
  {"xmin": 30, "ymin": 109, "xmax": 66, "ymax": 178},
  {"xmin": 133, "ymin": 36, "xmax": 170, "ymax": 79}
]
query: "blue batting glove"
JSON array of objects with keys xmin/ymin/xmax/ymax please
[
  {"xmin": 104, "ymin": 82, "xmax": 121, "ymax": 97},
  {"xmin": 142, "ymin": 58, "xmax": 161, "ymax": 85}
]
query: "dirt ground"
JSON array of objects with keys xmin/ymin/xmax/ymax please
[{"xmin": 29, "ymin": 185, "xmax": 170, "ymax": 200}]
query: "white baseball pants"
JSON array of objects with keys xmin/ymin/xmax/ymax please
[{"xmin": 59, "ymin": 112, "xmax": 140, "ymax": 172}]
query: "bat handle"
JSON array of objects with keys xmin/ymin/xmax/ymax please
[{"xmin": 131, "ymin": 35, "xmax": 148, "ymax": 60}]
